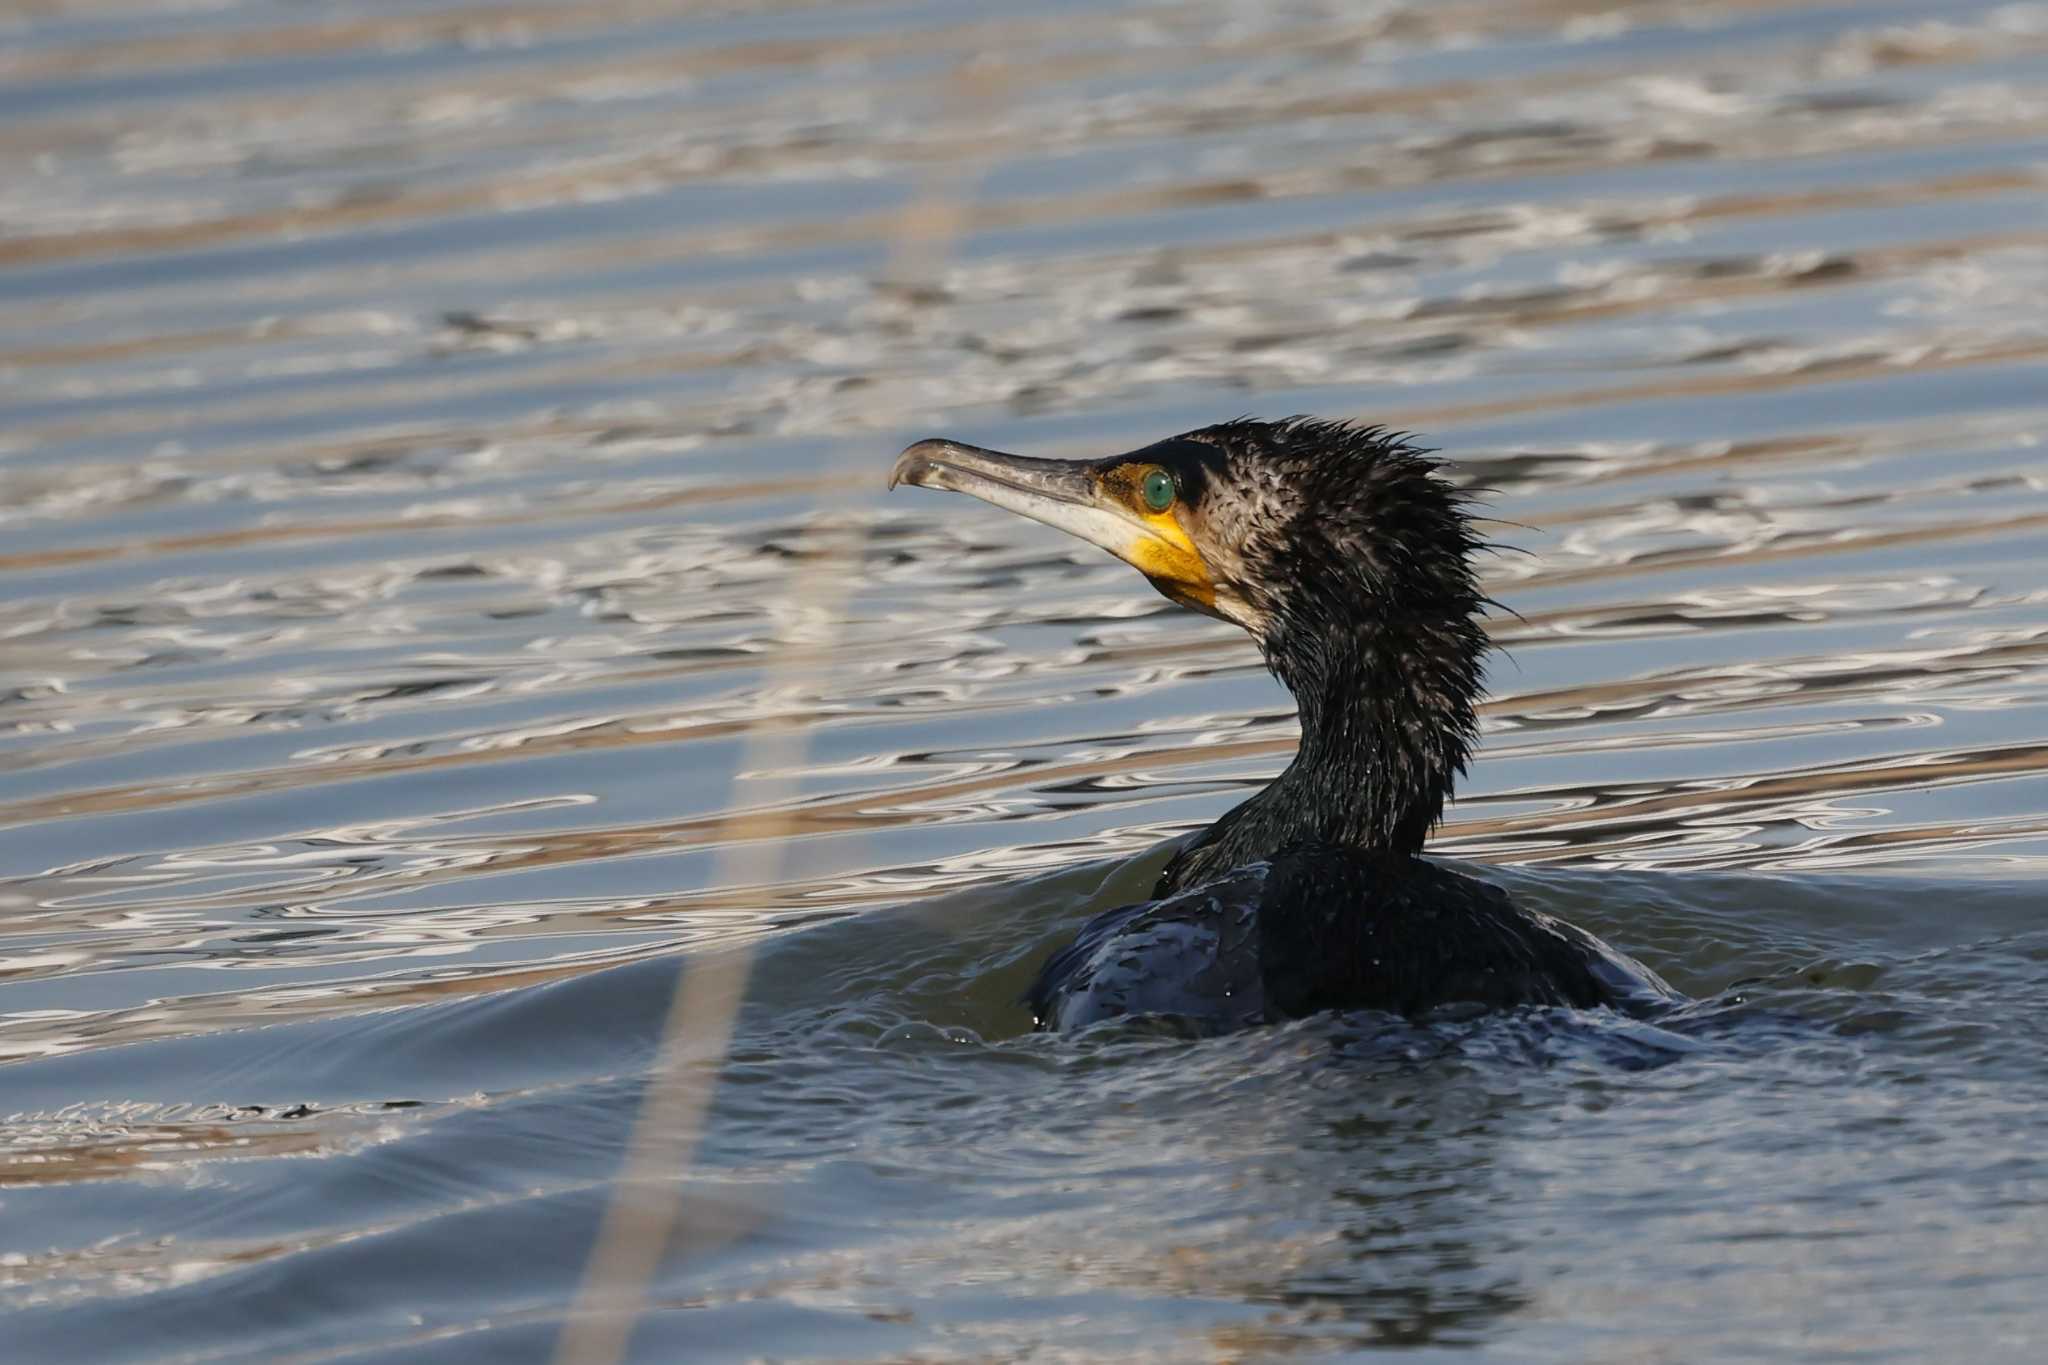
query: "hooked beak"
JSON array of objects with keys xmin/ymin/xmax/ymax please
[
  {"xmin": 890, "ymin": 437, "xmax": 1233, "ymax": 623},
  {"xmin": 890, "ymin": 439, "xmax": 1126, "ymax": 549}
]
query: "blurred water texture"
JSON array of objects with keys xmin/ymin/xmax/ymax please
[{"xmin": 4, "ymin": 0, "xmax": 2048, "ymax": 1360}]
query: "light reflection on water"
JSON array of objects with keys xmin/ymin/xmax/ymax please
[{"xmin": 4, "ymin": 0, "xmax": 2048, "ymax": 1359}]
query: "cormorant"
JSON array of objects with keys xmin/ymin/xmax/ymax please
[{"xmin": 889, "ymin": 418, "xmax": 1672, "ymax": 1032}]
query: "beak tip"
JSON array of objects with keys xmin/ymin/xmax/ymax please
[{"xmin": 889, "ymin": 439, "xmax": 947, "ymax": 492}]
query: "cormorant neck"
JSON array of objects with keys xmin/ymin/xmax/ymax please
[
  {"xmin": 1260, "ymin": 614, "xmax": 1479, "ymax": 856},
  {"xmin": 1157, "ymin": 607, "xmax": 1485, "ymax": 897}
]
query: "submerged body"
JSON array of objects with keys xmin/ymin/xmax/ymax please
[
  {"xmin": 1027, "ymin": 851, "xmax": 1668, "ymax": 1033},
  {"xmin": 891, "ymin": 418, "xmax": 1673, "ymax": 1032}
]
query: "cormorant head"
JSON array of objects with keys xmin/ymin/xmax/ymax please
[
  {"xmin": 892, "ymin": 417, "xmax": 1494, "ymax": 853},
  {"xmin": 890, "ymin": 417, "xmax": 1487, "ymax": 680}
]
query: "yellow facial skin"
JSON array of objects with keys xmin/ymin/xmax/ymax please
[{"xmin": 1099, "ymin": 463, "xmax": 1218, "ymax": 612}]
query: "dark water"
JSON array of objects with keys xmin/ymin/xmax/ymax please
[{"xmin": 5, "ymin": 0, "xmax": 2048, "ymax": 1359}]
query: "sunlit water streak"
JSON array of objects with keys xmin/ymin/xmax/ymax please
[{"xmin": 3, "ymin": 0, "xmax": 2048, "ymax": 1360}]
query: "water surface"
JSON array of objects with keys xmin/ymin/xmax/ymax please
[{"xmin": 4, "ymin": 0, "xmax": 2048, "ymax": 1359}]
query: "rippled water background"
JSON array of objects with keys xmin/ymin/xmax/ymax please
[{"xmin": 5, "ymin": 0, "xmax": 2048, "ymax": 1359}]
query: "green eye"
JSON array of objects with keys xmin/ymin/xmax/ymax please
[{"xmin": 1140, "ymin": 467, "xmax": 1176, "ymax": 513}]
